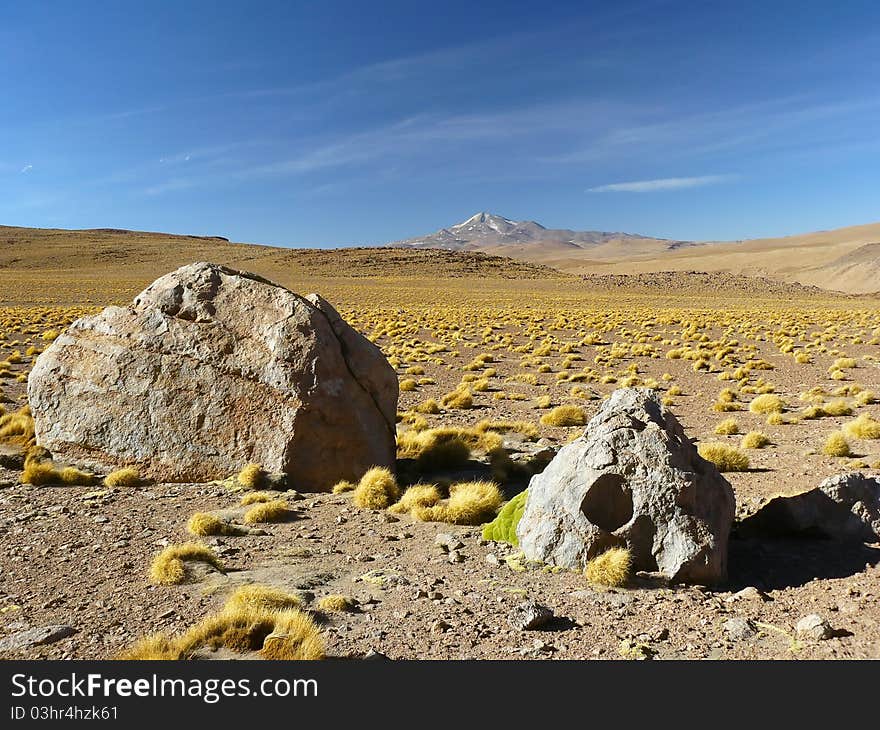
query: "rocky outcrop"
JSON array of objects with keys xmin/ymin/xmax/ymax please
[
  {"xmin": 28, "ymin": 262, "xmax": 398, "ymax": 490},
  {"xmin": 738, "ymin": 473, "xmax": 880, "ymax": 542},
  {"xmin": 516, "ymin": 388, "xmax": 735, "ymax": 584}
]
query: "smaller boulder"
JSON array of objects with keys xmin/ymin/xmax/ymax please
[
  {"xmin": 739, "ymin": 473, "xmax": 880, "ymax": 542},
  {"xmin": 0, "ymin": 625, "xmax": 76, "ymax": 652},
  {"xmin": 795, "ymin": 614, "xmax": 833, "ymax": 641},
  {"xmin": 723, "ymin": 617, "xmax": 757, "ymax": 642},
  {"xmin": 507, "ymin": 599, "xmax": 554, "ymax": 631}
]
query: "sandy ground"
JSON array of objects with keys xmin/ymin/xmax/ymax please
[{"xmin": 1, "ymin": 300, "xmax": 879, "ymax": 660}]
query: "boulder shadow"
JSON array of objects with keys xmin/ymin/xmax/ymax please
[{"xmin": 727, "ymin": 535, "xmax": 880, "ymax": 591}]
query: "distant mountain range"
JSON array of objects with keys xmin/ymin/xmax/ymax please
[
  {"xmin": 387, "ymin": 212, "xmax": 880, "ymax": 294},
  {"xmin": 389, "ymin": 211, "xmax": 694, "ymax": 254}
]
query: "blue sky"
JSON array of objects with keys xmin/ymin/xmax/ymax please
[{"xmin": 2, "ymin": 0, "xmax": 879, "ymax": 245}]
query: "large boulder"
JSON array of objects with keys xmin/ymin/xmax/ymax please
[
  {"xmin": 738, "ymin": 473, "xmax": 880, "ymax": 542},
  {"xmin": 27, "ymin": 262, "xmax": 398, "ymax": 489},
  {"xmin": 516, "ymin": 388, "xmax": 735, "ymax": 584}
]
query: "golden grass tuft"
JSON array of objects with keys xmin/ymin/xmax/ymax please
[
  {"xmin": 821, "ymin": 431, "xmax": 852, "ymax": 457},
  {"xmin": 104, "ymin": 467, "xmax": 141, "ymax": 488},
  {"xmin": 766, "ymin": 412, "xmax": 785, "ymax": 426},
  {"xmin": 540, "ymin": 404, "xmax": 587, "ymax": 427},
  {"xmin": 397, "ymin": 428, "xmax": 471, "ymax": 470},
  {"xmin": 240, "ymin": 491, "xmax": 275, "ymax": 505},
  {"xmin": 21, "ymin": 461, "xmax": 62, "ymax": 485},
  {"xmin": 843, "ymin": 413, "xmax": 880, "ymax": 440},
  {"xmin": 740, "ymin": 431, "xmax": 771, "ymax": 449},
  {"xmin": 225, "ymin": 584, "xmax": 301, "ymax": 612},
  {"xmin": 236, "ymin": 463, "xmax": 265, "ymax": 490},
  {"xmin": 440, "ymin": 387, "xmax": 473, "ymax": 409},
  {"xmin": 698, "ymin": 442, "xmax": 750, "ymax": 472},
  {"xmin": 475, "ymin": 419, "xmax": 539, "ymax": 440},
  {"xmin": 59, "ymin": 466, "xmax": 96, "ymax": 486},
  {"xmin": 352, "ymin": 466, "xmax": 400, "ymax": 509},
  {"xmin": 388, "ymin": 483, "xmax": 442, "ymax": 514},
  {"xmin": 316, "ymin": 594, "xmax": 355, "ymax": 613},
  {"xmin": 331, "ymin": 479, "xmax": 356, "ymax": 494},
  {"xmin": 748, "ymin": 393, "xmax": 786, "ymax": 415},
  {"xmin": 585, "ymin": 547, "xmax": 632, "ymax": 587},
  {"xmin": 413, "ymin": 397, "xmax": 441, "ymax": 414},
  {"xmin": 119, "ymin": 604, "xmax": 323, "ymax": 661},
  {"xmin": 413, "ymin": 480, "xmax": 503, "ymax": 525},
  {"xmin": 243, "ymin": 500, "xmax": 289, "ymax": 524},
  {"xmin": 714, "ymin": 418, "xmax": 739, "ymax": 435},
  {"xmin": 259, "ymin": 609, "xmax": 325, "ymax": 660},
  {"xmin": 187, "ymin": 512, "xmax": 245, "ymax": 536},
  {"xmin": 0, "ymin": 406, "xmax": 35, "ymax": 447},
  {"xmin": 149, "ymin": 543, "xmax": 223, "ymax": 585}
]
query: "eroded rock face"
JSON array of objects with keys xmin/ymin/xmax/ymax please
[
  {"xmin": 738, "ymin": 472, "xmax": 880, "ymax": 542},
  {"xmin": 28, "ymin": 262, "xmax": 398, "ymax": 490},
  {"xmin": 516, "ymin": 388, "xmax": 735, "ymax": 584}
]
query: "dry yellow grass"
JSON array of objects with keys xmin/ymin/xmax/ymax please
[
  {"xmin": 240, "ymin": 491, "xmax": 275, "ymax": 505},
  {"xmin": 331, "ymin": 479, "xmax": 356, "ymax": 494},
  {"xmin": 243, "ymin": 500, "xmax": 289, "ymax": 524},
  {"xmin": 748, "ymin": 394, "xmax": 786, "ymax": 414},
  {"xmin": 104, "ymin": 467, "xmax": 141, "ymax": 488},
  {"xmin": 0, "ymin": 406, "xmax": 35, "ymax": 447},
  {"xmin": 224, "ymin": 584, "xmax": 301, "ymax": 612},
  {"xmin": 540, "ymin": 404, "xmax": 587, "ymax": 427},
  {"xmin": 843, "ymin": 413, "xmax": 880, "ymax": 440},
  {"xmin": 714, "ymin": 418, "xmax": 740, "ymax": 435},
  {"xmin": 388, "ymin": 483, "xmax": 442, "ymax": 515},
  {"xmin": 149, "ymin": 543, "xmax": 223, "ymax": 585},
  {"xmin": 119, "ymin": 604, "xmax": 323, "ymax": 661},
  {"xmin": 316, "ymin": 594, "xmax": 355, "ymax": 612},
  {"xmin": 413, "ymin": 480, "xmax": 503, "ymax": 525},
  {"xmin": 585, "ymin": 547, "xmax": 632, "ymax": 587},
  {"xmin": 698, "ymin": 442, "xmax": 750, "ymax": 472},
  {"xmin": 21, "ymin": 461, "xmax": 62, "ymax": 485},
  {"xmin": 236, "ymin": 463, "xmax": 265, "ymax": 490},
  {"xmin": 59, "ymin": 466, "xmax": 96, "ymax": 486},
  {"xmin": 821, "ymin": 431, "xmax": 852, "ymax": 457},
  {"xmin": 440, "ymin": 386, "xmax": 473, "ymax": 409},
  {"xmin": 740, "ymin": 431, "xmax": 771, "ymax": 449},
  {"xmin": 352, "ymin": 466, "xmax": 400, "ymax": 509},
  {"xmin": 187, "ymin": 512, "xmax": 246, "ymax": 536}
]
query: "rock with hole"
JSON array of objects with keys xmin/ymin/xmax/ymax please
[
  {"xmin": 516, "ymin": 388, "xmax": 735, "ymax": 583},
  {"xmin": 28, "ymin": 262, "xmax": 398, "ymax": 490}
]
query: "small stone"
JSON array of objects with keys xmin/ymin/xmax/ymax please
[
  {"xmin": 363, "ymin": 649, "xmax": 390, "ymax": 660},
  {"xmin": 431, "ymin": 619, "xmax": 451, "ymax": 634},
  {"xmin": 725, "ymin": 586, "xmax": 767, "ymax": 603},
  {"xmin": 447, "ymin": 550, "xmax": 464, "ymax": 564},
  {"xmin": 485, "ymin": 553, "xmax": 500, "ymax": 566},
  {"xmin": 378, "ymin": 513, "xmax": 398, "ymax": 523},
  {"xmin": 507, "ymin": 599, "xmax": 554, "ymax": 631},
  {"xmin": 435, "ymin": 533, "xmax": 464, "ymax": 552},
  {"xmin": 723, "ymin": 617, "xmax": 757, "ymax": 641},
  {"xmin": 0, "ymin": 625, "xmax": 76, "ymax": 651},
  {"xmin": 795, "ymin": 614, "xmax": 833, "ymax": 641}
]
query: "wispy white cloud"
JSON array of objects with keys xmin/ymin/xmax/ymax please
[
  {"xmin": 20, "ymin": 164, "xmax": 33, "ymax": 174},
  {"xmin": 588, "ymin": 174, "xmax": 735, "ymax": 193}
]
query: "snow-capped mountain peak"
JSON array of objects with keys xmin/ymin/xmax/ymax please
[
  {"xmin": 389, "ymin": 212, "xmax": 661, "ymax": 252},
  {"xmin": 451, "ymin": 212, "xmax": 519, "ymax": 234}
]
